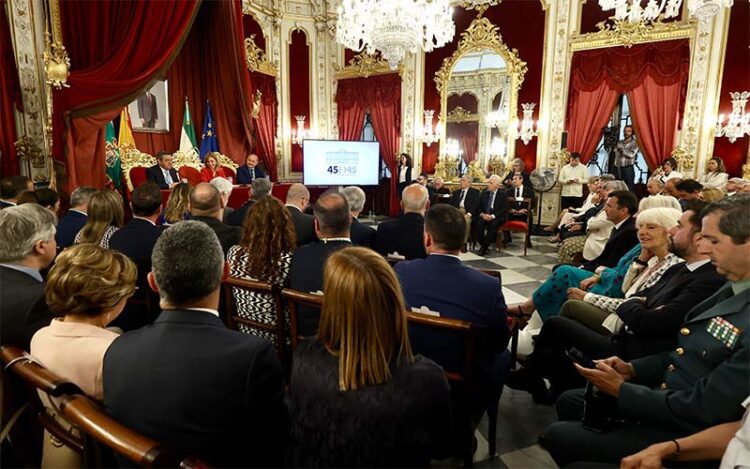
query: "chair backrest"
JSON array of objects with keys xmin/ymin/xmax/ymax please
[
  {"xmin": 178, "ymin": 166, "xmax": 201, "ymax": 186},
  {"xmin": 477, "ymin": 268, "xmax": 502, "ymax": 282},
  {"xmin": 222, "ymin": 277, "xmax": 286, "ymax": 363},
  {"xmin": 215, "ymin": 153, "xmax": 239, "ymax": 179},
  {"xmin": 59, "ymin": 394, "xmax": 179, "ymax": 467},
  {"xmin": 281, "ymin": 288, "xmax": 323, "ymax": 351},
  {"xmin": 120, "ymin": 148, "xmax": 157, "ymax": 194},
  {"xmin": 405, "ymin": 311, "xmax": 476, "ymax": 384}
]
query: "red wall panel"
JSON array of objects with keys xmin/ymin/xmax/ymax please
[{"xmin": 289, "ymin": 30, "xmax": 310, "ymax": 172}]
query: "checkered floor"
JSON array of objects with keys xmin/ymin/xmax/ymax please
[{"xmin": 460, "ymin": 234, "xmax": 558, "ymax": 305}]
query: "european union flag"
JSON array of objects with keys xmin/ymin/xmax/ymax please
[{"xmin": 199, "ymin": 100, "xmax": 219, "ymax": 161}]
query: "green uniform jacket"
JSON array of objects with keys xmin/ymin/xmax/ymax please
[{"xmin": 618, "ymin": 284, "xmax": 750, "ymax": 434}]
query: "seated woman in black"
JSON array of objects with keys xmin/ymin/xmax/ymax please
[{"xmin": 288, "ymin": 247, "xmax": 452, "ymax": 467}]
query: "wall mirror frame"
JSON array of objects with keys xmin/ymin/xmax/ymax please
[{"xmin": 435, "ymin": 15, "xmax": 527, "ymax": 180}]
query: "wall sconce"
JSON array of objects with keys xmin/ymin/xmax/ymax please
[
  {"xmin": 715, "ymin": 91, "xmax": 750, "ymax": 143},
  {"xmin": 515, "ymin": 103, "xmax": 538, "ymax": 145},
  {"xmin": 292, "ymin": 115, "xmax": 309, "ymax": 146},
  {"xmin": 418, "ymin": 110, "xmax": 443, "ymax": 147},
  {"xmin": 445, "ymin": 138, "xmax": 463, "ymax": 160}
]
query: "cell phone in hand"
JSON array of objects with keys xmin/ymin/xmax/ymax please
[{"xmin": 566, "ymin": 347, "xmax": 596, "ymax": 369}]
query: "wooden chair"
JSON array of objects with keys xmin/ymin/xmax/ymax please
[
  {"xmin": 223, "ymin": 277, "xmax": 287, "ymax": 365},
  {"xmin": 405, "ymin": 311, "xmax": 495, "ymax": 465},
  {"xmin": 172, "ymin": 150, "xmax": 202, "ymax": 186},
  {"xmin": 120, "ymin": 148, "xmax": 157, "ymax": 201},
  {"xmin": 281, "ymin": 288, "xmax": 323, "ymax": 351},
  {"xmin": 496, "ymin": 197, "xmax": 533, "ymax": 256}
]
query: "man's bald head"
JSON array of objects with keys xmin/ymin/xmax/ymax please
[
  {"xmin": 286, "ymin": 183, "xmax": 310, "ymax": 210},
  {"xmin": 189, "ymin": 183, "xmax": 222, "ymax": 217},
  {"xmin": 402, "ymin": 183, "xmax": 429, "ymax": 214},
  {"xmin": 313, "ymin": 191, "xmax": 350, "ymax": 238}
]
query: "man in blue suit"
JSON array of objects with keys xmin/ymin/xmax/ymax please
[
  {"xmin": 394, "ymin": 204, "xmax": 511, "ymax": 427},
  {"xmin": 236, "ymin": 153, "xmax": 267, "ymax": 185},
  {"xmin": 55, "ymin": 186, "xmax": 96, "ymax": 248}
]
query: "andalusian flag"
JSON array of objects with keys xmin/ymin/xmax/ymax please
[
  {"xmin": 118, "ymin": 107, "xmax": 136, "ymax": 149},
  {"xmin": 105, "ymin": 122, "xmax": 122, "ymax": 189},
  {"xmin": 179, "ymin": 97, "xmax": 199, "ymax": 157}
]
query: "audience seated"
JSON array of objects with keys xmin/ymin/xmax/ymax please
[
  {"xmin": 227, "ymin": 196, "xmax": 296, "ymax": 345},
  {"xmin": 103, "ymin": 221, "xmax": 288, "ymax": 467},
  {"xmin": 394, "ymin": 205, "xmax": 510, "ymax": 428},
  {"xmin": 189, "ymin": 182, "xmax": 241, "ymax": 255},
  {"xmin": 15, "ymin": 190, "xmax": 39, "ymax": 205},
  {"xmin": 30, "ymin": 244, "xmax": 136, "ymax": 467},
  {"xmin": 209, "ymin": 175, "xmax": 234, "ymax": 223},
  {"xmin": 663, "ymin": 177, "xmax": 683, "ymax": 198},
  {"xmin": 501, "ymin": 157, "xmax": 532, "ymax": 189},
  {"xmin": 235, "ymin": 153, "xmax": 266, "ymax": 184},
  {"xmin": 416, "ymin": 172, "xmax": 436, "ymax": 199},
  {"xmin": 34, "ymin": 188, "xmax": 60, "ymax": 213},
  {"xmin": 675, "ymin": 178, "xmax": 703, "ymax": 209},
  {"xmin": 646, "ymin": 177, "xmax": 664, "ymax": 196},
  {"xmin": 656, "ymin": 157, "xmax": 683, "ymax": 184},
  {"xmin": 56, "ymin": 186, "xmax": 96, "ymax": 249},
  {"xmin": 701, "ymin": 187, "xmax": 724, "ymax": 202},
  {"xmin": 74, "ymin": 189, "xmax": 124, "ymax": 249},
  {"xmin": 726, "ymin": 177, "xmax": 747, "ymax": 197},
  {"xmin": 541, "ymin": 196, "xmax": 750, "ymax": 467},
  {"xmin": 146, "ymin": 151, "xmax": 179, "ymax": 190},
  {"xmin": 227, "ymin": 176, "xmax": 272, "ymax": 227},
  {"xmin": 0, "ymin": 175, "xmax": 33, "ymax": 209},
  {"xmin": 200, "ymin": 152, "xmax": 227, "ymax": 183},
  {"xmin": 544, "ymin": 176, "xmax": 600, "ymax": 234},
  {"xmin": 160, "ymin": 182, "xmax": 191, "ymax": 225},
  {"xmin": 697, "ymin": 156, "xmax": 729, "ymax": 190},
  {"xmin": 511, "ymin": 190, "xmax": 639, "ymax": 322},
  {"xmin": 557, "ymin": 152, "xmax": 589, "ymax": 210},
  {"xmin": 375, "ymin": 183, "xmax": 429, "ymax": 260},
  {"xmin": 109, "ymin": 182, "xmax": 164, "ymax": 331},
  {"xmin": 340, "ymin": 185, "xmax": 375, "ymax": 248},
  {"xmin": 449, "ymin": 174, "xmax": 480, "ymax": 250},
  {"xmin": 504, "ymin": 173, "xmax": 535, "ymax": 246},
  {"xmin": 289, "ymin": 191, "xmax": 352, "ymax": 336},
  {"xmin": 549, "ymin": 179, "xmax": 621, "ymax": 246},
  {"xmin": 0, "ymin": 204, "xmax": 56, "ymax": 349},
  {"xmin": 288, "ymin": 247, "xmax": 451, "ymax": 467},
  {"xmin": 431, "ymin": 176, "xmax": 451, "ymax": 203},
  {"xmin": 475, "ymin": 174, "xmax": 508, "ymax": 256},
  {"xmin": 284, "ymin": 183, "xmax": 317, "ymax": 246}
]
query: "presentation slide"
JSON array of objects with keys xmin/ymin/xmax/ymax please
[{"xmin": 303, "ymin": 140, "xmax": 380, "ymax": 186}]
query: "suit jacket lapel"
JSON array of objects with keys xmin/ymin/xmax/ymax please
[{"xmin": 685, "ymin": 284, "xmax": 746, "ymax": 324}]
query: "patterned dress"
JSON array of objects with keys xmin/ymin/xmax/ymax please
[
  {"xmin": 227, "ymin": 246, "xmax": 292, "ymax": 346},
  {"xmin": 73, "ymin": 225, "xmax": 119, "ymax": 249}
]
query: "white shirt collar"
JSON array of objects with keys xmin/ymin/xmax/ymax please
[
  {"xmin": 0, "ymin": 199, "xmax": 17, "ymax": 206},
  {"xmin": 183, "ymin": 307, "xmax": 219, "ymax": 318},
  {"xmin": 613, "ymin": 217, "xmax": 629, "ymax": 230},
  {"xmin": 686, "ymin": 258, "xmax": 711, "ymax": 272},
  {"xmin": 430, "ymin": 252, "xmax": 462, "ymax": 260},
  {"xmin": 0, "ymin": 263, "xmax": 43, "ymax": 282},
  {"xmin": 69, "ymin": 208, "xmax": 87, "ymax": 216},
  {"xmin": 284, "ymin": 204, "xmax": 301, "ymax": 212},
  {"xmin": 133, "ymin": 216, "xmax": 157, "ymax": 226}
]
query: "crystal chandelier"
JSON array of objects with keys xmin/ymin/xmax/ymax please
[
  {"xmin": 598, "ymin": 0, "xmax": 733, "ymax": 23},
  {"xmin": 336, "ymin": 0, "xmax": 455, "ymax": 69},
  {"xmin": 488, "ymin": 137, "xmax": 506, "ymax": 158},
  {"xmin": 485, "ymin": 105, "xmax": 509, "ymax": 131},
  {"xmin": 715, "ymin": 91, "xmax": 750, "ymax": 143},
  {"xmin": 445, "ymin": 138, "xmax": 463, "ymax": 159},
  {"xmin": 515, "ymin": 103, "xmax": 538, "ymax": 146},
  {"xmin": 418, "ymin": 110, "xmax": 443, "ymax": 147}
]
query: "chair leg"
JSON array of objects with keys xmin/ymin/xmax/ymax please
[
  {"xmin": 487, "ymin": 399, "xmax": 499, "ymax": 458},
  {"xmin": 523, "ymin": 230, "xmax": 528, "ymax": 256},
  {"xmin": 496, "ymin": 230, "xmax": 504, "ymax": 252}
]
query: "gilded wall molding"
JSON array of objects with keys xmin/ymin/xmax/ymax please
[
  {"xmin": 244, "ymin": 35, "xmax": 278, "ymax": 76},
  {"xmin": 334, "ymin": 52, "xmax": 401, "ymax": 80},
  {"xmin": 570, "ymin": 18, "xmax": 695, "ymax": 51},
  {"xmin": 446, "ymin": 106, "xmax": 479, "ymax": 123}
]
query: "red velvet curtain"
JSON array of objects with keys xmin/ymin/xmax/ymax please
[
  {"xmin": 52, "ymin": 0, "xmax": 201, "ymax": 192},
  {"xmin": 337, "ymin": 74, "xmax": 401, "ymax": 216},
  {"xmin": 134, "ymin": 0, "xmax": 254, "ymax": 168},
  {"xmin": 628, "ymin": 74, "xmax": 683, "ymax": 168},
  {"xmin": 567, "ymin": 40, "xmax": 690, "ymax": 166},
  {"xmin": 566, "ymin": 80, "xmax": 619, "ymax": 163},
  {"xmin": 0, "ymin": 0, "xmax": 21, "ymax": 177},
  {"xmin": 250, "ymin": 72, "xmax": 278, "ymax": 180},
  {"xmin": 447, "ymin": 122, "xmax": 478, "ymax": 163},
  {"xmin": 289, "ymin": 30, "xmax": 310, "ymax": 173}
]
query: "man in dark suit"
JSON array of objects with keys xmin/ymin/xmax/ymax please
[
  {"xmin": 341, "ymin": 185, "xmax": 375, "ymax": 248},
  {"xmin": 430, "ymin": 176, "xmax": 452, "ymax": 204},
  {"xmin": 146, "ymin": 151, "xmax": 179, "ymax": 190},
  {"xmin": 525, "ymin": 201, "xmax": 725, "ymax": 397},
  {"xmin": 580, "ymin": 190, "xmax": 638, "ymax": 272},
  {"xmin": 375, "ymin": 184, "xmax": 429, "ymax": 260},
  {"xmin": 285, "ymin": 183, "xmax": 317, "ymax": 247},
  {"xmin": 394, "ymin": 205, "xmax": 510, "ymax": 432},
  {"xmin": 137, "ymin": 91, "xmax": 158, "ymax": 128},
  {"xmin": 109, "ymin": 182, "xmax": 164, "ymax": 331},
  {"xmin": 227, "ymin": 177, "xmax": 272, "ymax": 227},
  {"xmin": 103, "ymin": 221, "xmax": 288, "ymax": 467},
  {"xmin": 55, "ymin": 186, "xmax": 96, "ymax": 248},
  {"xmin": 289, "ymin": 191, "xmax": 352, "ymax": 336},
  {"xmin": 189, "ymin": 183, "xmax": 241, "ymax": 255},
  {"xmin": 475, "ymin": 174, "xmax": 508, "ymax": 256},
  {"xmin": 236, "ymin": 153, "xmax": 267, "ymax": 185},
  {"xmin": 542, "ymin": 196, "xmax": 750, "ymax": 467},
  {"xmin": 450, "ymin": 175, "xmax": 480, "ymax": 251},
  {"xmin": 0, "ymin": 204, "xmax": 56, "ymax": 349},
  {"xmin": 0, "ymin": 175, "xmax": 33, "ymax": 209},
  {"xmin": 504, "ymin": 173, "xmax": 536, "ymax": 246}
]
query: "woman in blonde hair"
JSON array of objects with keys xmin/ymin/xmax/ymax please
[
  {"xmin": 160, "ymin": 182, "xmax": 191, "ymax": 225},
  {"xmin": 73, "ymin": 189, "xmax": 124, "ymax": 248},
  {"xmin": 30, "ymin": 244, "xmax": 136, "ymax": 467},
  {"xmin": 200, "ymin": 152, "xmax": 228, "ymax": 183},
  {"xmin": 288, "ymin": 247, "xmax": 451, "ymax": 467},
  {"xmin": 700, "ymin": 187, "xmax": 724, "ymax": 202}
]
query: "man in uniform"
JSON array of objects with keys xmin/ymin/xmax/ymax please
[{"xmin": 542, "ymin": 195, "xmax": 750, "ymax": 466}]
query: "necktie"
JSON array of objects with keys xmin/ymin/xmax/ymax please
[
  {"xmin": 459, "ymin": 190, "xmax": 466, "ymax": 207},
  {"xmin": 164, "ymin": 169, "xmax": 173, "ymax": 185},
  {"xmin": 487, "ymin": 191, "xmax": 495, "ymax": 213},
  {"xmin": 250, "ymin": 167, "xmax": 255, "ymax": 180},
  {"xmin": 516, "ymin": 188, "xmax": 521, "ymax": 199}
]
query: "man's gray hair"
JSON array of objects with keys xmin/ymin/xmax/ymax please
[
  {"xmin": 151, "ymin": 221, "xmax": 224, "ymax": 306},
  {"xmin": 209, "ymin": 177, "xmax": 233, "ymax": 196},
  {"xmin": 488, "ymin": 174, "xmax": 502, "ymax": 184},
  {"xmin": 251, "ymin": 177, "xmax": 272, "ymax": 200},
  {"xmin": 70, "ymin": 186, "xmax": 96, "ymax": 208},
  {"xmin": 647, "ymin": 177, "xmax": 665, "ymax": 188},
  {"xmin": 599, "ymin": 173, "xmax": 616, "ymax": 181},
  {"xmin": 340, "ymin": 186, "xmax": 366, "ymax": 213},
  {"xmin": 0, "ymin": 204, "xmax": 57, "ymax": 263},
  {"xmin": 402, "ymin": 183, "xmax": 429, "ymax": 212},
  {"xmin": 603, "ymin": 180, "xmax": 628, "ymax": 192}
]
